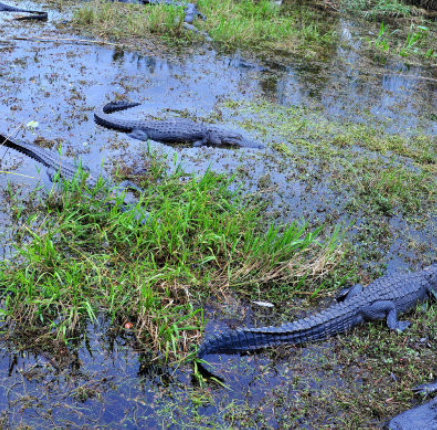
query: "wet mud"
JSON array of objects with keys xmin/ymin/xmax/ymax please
[{"xmin": 0, "ymin": 1, "xmax": 436, "ymax": 428}]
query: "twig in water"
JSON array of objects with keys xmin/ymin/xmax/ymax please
[{"xmin": 12, "ymin": 36, "xmax": 122, "ymax": 46}]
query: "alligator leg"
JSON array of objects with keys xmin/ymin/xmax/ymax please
[
  {"xmin": 46, "ymin": 167, "xmax": 55, "ymax": 183},
  {"xmin": 336, "ymin": 283, "xmax": 363, "ymax": 302},
  {"xmin": 182, "ymin": 23, "xmax": 213, "ymax": 41},
  {"xmin": 128, "ymin": 129, "xmax": 150, "ymax": 141},
  {"xmin": 193, "ymin": 138, "xmax": 207, "ymax": 147},
  {"xmin": 361, "ymin": 301, "xmax": 411, "ymax": 331}
]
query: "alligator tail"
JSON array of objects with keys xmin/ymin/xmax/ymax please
[
  {"xmin": 197, "ymin": 326, "xmax": 294, "ymax": 359},
  {"xmin": 197, "ymin": 305, "xmax": 360, "ymax": 359},
  {"xmin": 0, "ymin": 134, "xmax": 50, "ymax": 167},
  {"xmin": 101, "ymin": 101, "xmax": 142, "ymax": 114},
  {"xmin": 94, "ymin": 102, "xmax": 142, "ymax": 131}
]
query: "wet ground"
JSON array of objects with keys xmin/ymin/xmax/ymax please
[{"xmin": 0, "ymin": 1, "xmax": 436, "ymax": 428}]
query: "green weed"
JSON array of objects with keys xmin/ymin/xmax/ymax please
[
  {"xmin": 341, "ymin": 0, "xmax": 412, "ymax": 19},
  {"xmin": 366, "ymin": 20, "xmax": 435, "ymax": 59},
  {"xmin": 224, "ymin": 99, "xmax": 437, "ymax": 218},
  {"xmin": 73, "ymin": 0, "xmax": 336, "ymax": 56},
  {"xmin": 0, "ymin": 162, "xmax": 341, "ymax": 361},
  {"xmin": 74, "ymin": 0, "xmax": 187, "ymax": 42}
]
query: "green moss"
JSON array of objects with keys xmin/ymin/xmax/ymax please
[{"xmin": 229, "ymin": 99, "xmax": 437, "ymax": 217}]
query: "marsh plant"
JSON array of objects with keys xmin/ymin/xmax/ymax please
[
  {"xmin": 0, "ymin": 163, "xmax": 342, "ymax": 361},
  {"xmin": 368, "ymin": 21, "xmax": 434, "ymax": 58},
  {"xmin": 74, "ymin": 0, "xmax": 336, "ymax": 55}
]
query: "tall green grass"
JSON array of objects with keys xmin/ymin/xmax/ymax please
[
  {"xmin": 0, "ymin": 165, "xmax": 342, "ymax": 361},
  {"xmin": 340, "ymin": 0, "xmax": 412, "ymax": 18},
  {"xmin": 74, "ymin": 0, "xmax": 336, "ymax": 56},
  {"xmin": 198, "ymin": 0, "xmax": 334, "ymax": 53},
  {"xmin": 74, "ymin": 0, "xmax": 187, "ymax": 41}
]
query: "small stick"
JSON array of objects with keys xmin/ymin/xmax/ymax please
[
  {"xmin": 12, "ymin": 36, "xmax": 122, "ymax": 46},
  {"xmin": 373, "ymin": 72, "xmax": 437, "ymax": 83}
]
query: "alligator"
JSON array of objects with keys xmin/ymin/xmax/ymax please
[
  {"xmin": 197, "ymin": 265, "xmax": 437, "ymax": 359},
  {"xmin": 0, "ymin": 1, "xmax": 48, "ymax": 20},
  {"xmin": 387, "ymin": 380, "xmax": 437, "ymax": 429},
  {"xmin": 178, "ymin": 3, "xmax": 212, "ymax": 41},
  {"xmin": 94, "ymin": 101, "xmax": 264, "ymax": 149},
  {"xmin": 0, "ymin": 133, "xmax": 147, "ymax": 219}
]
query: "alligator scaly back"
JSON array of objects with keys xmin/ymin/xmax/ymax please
[
  {"xmin": 0, "ymin": 132, "xmax": 145, "ymax": 201},
  {"xmin": 198, "ymin": 265, "xmax": 437, "ymax": 359},
  {"xmin": 94, "ymin": 101, "xmax": 264, "ymax": 148},
  {"xmin": 198, "ymin": 300, "xmax": 363, "ymax": 358}
]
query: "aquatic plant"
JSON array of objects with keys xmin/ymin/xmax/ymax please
[
  {"xmin": 73, "ymin": 0, "xmax": 336, "ymax": 56},
  {"xmin": 399, "ymin": 24, "xmax": 430, "ymax": 56},
  {"xmin": 0, "ymin": 157, "xmax": 342, "ymax": 361}
]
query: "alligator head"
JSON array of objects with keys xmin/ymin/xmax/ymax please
[{"xmin": 208, "ymin": 128, "xmax": 264, "ymax": 149}]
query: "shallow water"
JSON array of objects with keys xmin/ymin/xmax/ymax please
[{"xmin": 0, "ymin": 2, "xmax": 436, "ymax": 427}]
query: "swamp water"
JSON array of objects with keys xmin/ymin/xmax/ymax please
[{"xmin": 0, "ymin": 2, "xmax": 435, "ymax": 428}]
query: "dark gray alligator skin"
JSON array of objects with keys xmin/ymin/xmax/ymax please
[
  {"xmin": 0, "ymin": 133, "xmax": 125, "ymax": 189},
  {"xmin": 0, "ymin": 133, "xmax": 145, "ymax": 220},
  {"xmin": 0, "ymin": 2, "xmax": 47, "ymax": 20},
  {"xmin": 198, "ymin": 265, "xmax": 437, "ymax": 358},
  {"xmin": 94, "ymin": 101, "xmax": 264, "ymax": 149},
  {"xmin": 139, "ymin": 0, "xmax": 212, "ymax": 39}
]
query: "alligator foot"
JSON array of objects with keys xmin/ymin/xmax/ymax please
[
  {"xmin": 394, "ymin": 321, "xmax": 411, "ymax": 332},
  {"xmin": 129, "ymin": 129, "xmax": 150, "ymax": 141},
  {"xmin": 336, "ymin": 283, "xmax": 363, "ymax": 302},
  {"xmin": 361, "ymin": 301, "xmax": 411, "ymax": 332},
  {"xmin": 117, "ymin": 180, "xmax": 143, "ymax": 194}
]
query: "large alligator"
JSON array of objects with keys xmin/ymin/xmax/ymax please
[
  {"xmin": 0, "ymin": 133, "xmax": 146, "ymax": 219},
  {"xmin": 197, "ymin": 265, "xmax": 437, "ymax": 359},
  {"xmin": 0, "ymin": 1, "xmax": 47, "ymax": 20},
  {"xmin": 94, "ymin": 102, "xmax": 264, "ymax": 149}
]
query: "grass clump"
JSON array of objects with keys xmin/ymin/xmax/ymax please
[
  {"xmin": 73, "ymin": 0, "xmax": 336, "ymax": 56},
  {"xmin": 74, "ymin": 0, "xmax": 187, "ymax": 42},
  {"xmin": 197, "ymin": 0, "xmax": 335, "ymax": 56},
  {"xmin": 338, "ymin": 0, "xmax": 437, "ymax": 59},
  {"xmin": 0, "ymin": 165, "xmax": 342, "ymax": 361},
  {"xmin": 341, "ymin": 0, "xmax": 413, "ymax": 19}
]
